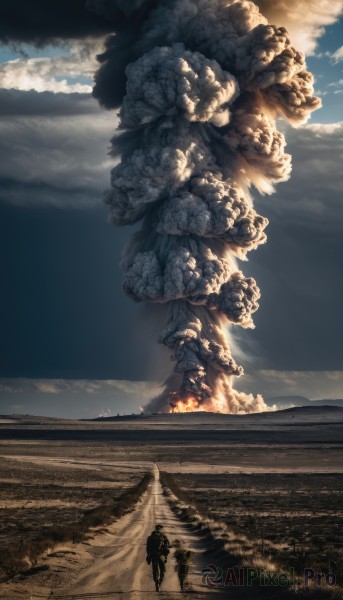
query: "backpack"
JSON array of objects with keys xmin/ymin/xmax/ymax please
[{"xmin": 148, "ymin": 531, "xmax": 169, "ymax": 557}]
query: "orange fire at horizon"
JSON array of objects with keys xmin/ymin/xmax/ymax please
[
  {"xmin": 167, "ymin": 389, "xmax": 231, "ymax": 413},
  {"xmin": 168, "ymin": 395, "xmax": 203, "ymax": 413}
]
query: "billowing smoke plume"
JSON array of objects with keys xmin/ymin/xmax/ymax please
[
  {"xmin": 90, "ymin": 0, "xmax": 321, "ymax": 413},
  {"xmin": 254, "ymin": 0, "xmax": 343, "ymax": 54}
]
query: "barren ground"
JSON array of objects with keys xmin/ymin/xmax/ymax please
[{"xmin": 0, "ymin": 408, "xmax": 342, "ymax": 599}]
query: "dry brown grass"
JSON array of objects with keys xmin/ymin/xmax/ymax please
[
  {"xmin": 160, "ymin": 471, "xmax": 343, "ymax": 597},
  {"xmin": 0, "ymin": 471, "xmax": 152, "ymax": 581}
]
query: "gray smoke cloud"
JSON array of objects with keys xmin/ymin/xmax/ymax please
[
  {"xmin": 122, "ymin": 237, "xmax": 234, "ymax": 303},
  {"xmin": 105, "ymin": 121, "xmax": 214, "ymax": 225},
  {"xmin": 157, "ymin": 171, "xmax": 268, "ymax": 257},
  {"xmin": 121, "ymin": 44, "xmax": 239, "ymax": 128},
  {"xmin": 223, "ymin": 107, "xmax": 292, "ymax": 193},
  {"xmin": 94, "ymin": 0, "xmax": 321, "ymax": 413}
]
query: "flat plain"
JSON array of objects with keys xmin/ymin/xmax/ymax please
[{"xmin": 0, "ymin": 406, "xmax": 342, "ymax": 598}]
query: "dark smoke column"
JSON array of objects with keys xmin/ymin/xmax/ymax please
[{"xmin": 87, "ymin": 0, "xmax": 321, "ymax": 413}]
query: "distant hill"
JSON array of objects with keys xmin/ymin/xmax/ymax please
[
  {"xmin": 265, "ymin": 396, "xmax": 311, "ymax": 408},
  {"xmin": 314, "ymin": 399, "xmax": 343, "ymax": 407},
  {"xmin": 92, "ymin": 404, "xmax": 343, "ymax": 423},
  {"xmin": 265, "ymin": 396, "xmax": 343, "ymax": 409},
  {"xmin": 1, "ymin": 398, "xmax": 343, "ymax": 422},
  {"xmin": 273, "ymin": 405, "xmax": 343, "ymax": 415}
]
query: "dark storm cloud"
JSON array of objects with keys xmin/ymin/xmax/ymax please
[
  {"xmin": 233, "ymin": 123, "xmax": 343, "ymax": 372},
  {"xmin": 239, "ymin": 220, "xmax": 343, "ymax": 371},
  {"xmin": 0, "ymin": 0, "xmax": 340, "ymax": 413},
  {"xmin": 0, "ymin": 0, "xmax": 114, "ymax": 44},
  {"xmin": 0, "ymin": 123, "xmax": 342, "ymax": 383},
  {"xmin": 0, "ymin": 178, "xmax": 101, "ymax": 209},
  {"xmin": 0, "ymin": 91, "xmax": 113, "ymax": 208},
  {"xmin": 0, "ymin": 90, "xmax": 101, "ymax": 116},
  {"xmin": 0, "ymin": 203, "xmax": 145, "ymax": 380},
  {"xmin": 276, "ymin": 123, "xmax": 343, "ymax": 227}
]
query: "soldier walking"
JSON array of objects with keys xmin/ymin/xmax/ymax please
[{"xmin": 146, "ymin": 524, "xmax": 170, "ymax": 591}]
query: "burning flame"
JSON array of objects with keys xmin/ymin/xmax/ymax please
[
  {"xmin": 168, "ymin": 393, "xmax": 203, "ymax": 413},
  {"xmin": 168, "ymin": 390, "xmax": 229, "ymax": 413}
]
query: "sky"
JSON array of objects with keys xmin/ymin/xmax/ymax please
[{"xmin": 0, "ymin": 1, "xmax": 342, "ymax": 417}]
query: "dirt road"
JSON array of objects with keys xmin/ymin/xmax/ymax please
[
  {"xmin": 1, "ymin": 462, "xmax": 290, "ymax": 600},
  {"xmin": 51, "ymin": 464, "xmax": 228, "ymax": 599}
]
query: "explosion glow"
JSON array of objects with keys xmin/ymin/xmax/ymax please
[
  {"xmin": 87, "ymin": 0, "xmax": 321, "ymax": 413},
  {"xmin": 169, "ymin": 396, "xmax": 202, "ymax": 414},
  {"xmin": 169, "ymin": 393, "xmax": 228, "ymax": 413}
]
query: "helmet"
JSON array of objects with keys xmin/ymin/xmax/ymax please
[{"xmin": 155, "ymin": 524, "xmax": 164, "ymax": 530}]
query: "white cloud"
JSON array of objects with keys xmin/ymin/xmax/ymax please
[
  {"xmin": 315, "ymin": 51, "xmax": 332, "ymax": 59},
  {"xmin": 35, "ymin": 381, "xmax": 62, "ymax": 393},
  {"xmin": 1, "ymin": 374, "xmax": 341, "ymax": 416},
  {"xmin": 317, "ymin": 46, "xmax": 343, "ymax": 63},
  {"xmin": 331, "ymin": 45, "xmax": 343, "ymax": 63},
  {"xmin": 255, "ymin": 0, "xmax": 343, "ymax": 55},
  {"xmin": 0, "ymin": 379, "xmax": 162, "ymax": 417},
  {"xmin": 0, "ymin": 59, "xmax": 91, "ymax": 93},
  {"xmin": 328, "ymin": 80, "xmax": 343, "ymax": 87},
  {"xmin": 0, "ymin": 38, "xmax": 103, "ymax": 93},
  {"xmin": 0, "ymin": 378, "xmax": 160, "ymax": 398},
  {"xmin": 104, "ymin": 379, "xmax": 161, "ymax": 396},
  {"xmin": 236, "ymin": 370, "xmax": 343, "ymax": 400}
]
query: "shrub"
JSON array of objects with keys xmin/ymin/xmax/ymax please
[{"xmin": 0, "ymin": 470, "xmax": 153, "ymax": 581}]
